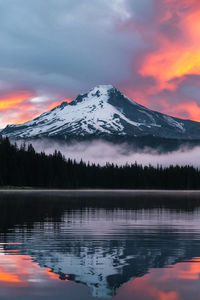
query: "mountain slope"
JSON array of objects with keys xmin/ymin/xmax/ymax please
[{"xmin": 2, "ymin": 85, "xmax": 200, "ymax": 140}]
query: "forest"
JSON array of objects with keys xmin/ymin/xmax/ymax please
[{"xmin": 0, "ymin": 136, "xmax": 199, "ymax": 190}]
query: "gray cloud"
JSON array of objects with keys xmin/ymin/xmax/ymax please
[
  {"xmin": 0, "ymin": 0, "xmax": 145, "ymax": 97},
  {"xmin": 125, "ymin": 0, "xmax": 155, "ymax": 23}
]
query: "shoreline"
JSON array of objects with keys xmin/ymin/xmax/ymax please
[{"xmin": 0, "ymin": 189, "xmax": 200, "ymax": 193}]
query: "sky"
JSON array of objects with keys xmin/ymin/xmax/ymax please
[{"xmin": 1, "ymin": 0, "xmax": 200, "ymax": 127}]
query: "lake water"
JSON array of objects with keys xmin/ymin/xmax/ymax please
[{"xmin": 1, "ymin": 190, "xmax": 200, "ymax": 299}]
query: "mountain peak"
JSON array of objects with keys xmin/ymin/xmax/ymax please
[
  {"xmin": 86, "ymin": 85, "xmax": 115, "ymax": 99},
  {"xmin": 72, "ymin": 84, "xmax": 116, "ymax": 105},
  {"xmin": 89, "ymin": 85, "xmax": 114, "ymax": 94}
]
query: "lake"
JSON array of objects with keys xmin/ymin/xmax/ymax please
[{"xmin": 0, "ymin": 190, "xmax": 200, "ymax": 299}]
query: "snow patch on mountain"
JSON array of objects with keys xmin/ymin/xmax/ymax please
[{"xmin": 163, "ymin": 116, "xmax": 185, "ymax": 132}]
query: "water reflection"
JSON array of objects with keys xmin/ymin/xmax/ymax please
[
  {"xmin": 0, "ymin": 251, "xmax": 60, "ymax": 285},
  {"xmin": 0, "ymin": 191, "xmax": 200, "ymax": 299},
  {"xmin": 117, "ymin": 257, "xmax": 200, "ymax": 300}
]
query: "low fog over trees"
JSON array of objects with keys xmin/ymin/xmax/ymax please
[{"xmin": 0, "ymin": 136, "xmax": 199, "ymax": 190}]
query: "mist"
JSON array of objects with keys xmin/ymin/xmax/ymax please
[{"xmin": 16, "ymin": 139, "xmax": 200, "ymax": 168}]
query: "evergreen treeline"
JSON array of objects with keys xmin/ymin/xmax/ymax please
[{"xmin": 0, "ymin": 136, "xmax": 200, "ymax": 189}]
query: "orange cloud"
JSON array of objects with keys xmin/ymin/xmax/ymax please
[
  {"xmin": 170, "ymin": 102, "xmax": 200, "ymax": 121},
  {"xmin": 127, "ymin": 0, "xmax": 200, "ymax": 121},
  {"xmin": 0, "ymin": 91, "xmax": 33, "ymax": 111},
  {"xmin": 140, "ymin": 6, "xmax": 200, "ymax": 85},
  {"xmin": 0, "ymin": 91, "xmax": 70, "ymax": 127}
]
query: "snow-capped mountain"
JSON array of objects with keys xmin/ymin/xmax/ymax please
[{"xmin": 2, "ymin": 85, "xmax": 200, "ymax": 139}]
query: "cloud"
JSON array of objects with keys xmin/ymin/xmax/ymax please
[
  {"xmin": 0, "ymin": 0, "xmax": 147, "ymax": 126},
  {"xmin": 119, "ymin": 0, "xmax": 200, "ymax": 121},
  {"xmin": 0, "ymin": 0, "xmax": 143, "ymax": 92},
  {"xmin": 1, "ymin": 0, "xmax": 200, "ymax": 126}
]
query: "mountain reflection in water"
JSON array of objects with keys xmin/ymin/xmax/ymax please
[{"xmin": 0, "ymin": 190, "xmax": 200, "ymax": 299}]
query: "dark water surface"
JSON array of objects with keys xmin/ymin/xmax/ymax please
[{"xmin": 1, "ymin": 190, "xmax": 200, "ymax": 299}]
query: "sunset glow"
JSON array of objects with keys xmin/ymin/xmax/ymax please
[
  {"xmin": 1, "ymin": 0, "xmax": 200, "ymax": 126},
  {"xmin": 1, "ymin": 250, "xmax": 200, "ymax": 299},
  {"xmin": 0, "ymin": 252, "xmax": 61, "ymax": 287},
  {"xmin": 121, "ymin": 257, "xmax": 200, "ymax": 300}
]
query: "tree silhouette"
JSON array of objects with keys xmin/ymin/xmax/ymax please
[{"xmin": 0, "ymin": 136, "xmax": 199, "ymax": 189}]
